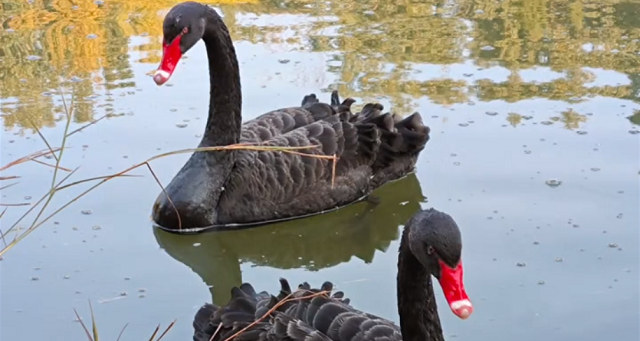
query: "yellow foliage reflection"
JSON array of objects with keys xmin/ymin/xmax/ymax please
[{"xmin": 1, "ymin": 0, "xmax": 638, "ymax": 130}]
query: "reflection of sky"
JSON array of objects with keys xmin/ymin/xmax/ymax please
[
  {"xmin": 406, "ymin": 61, "xmax": 632, "ymax": 88},
  {"xmin": 235, "ymin": 13, "xmax": 339, "ymax": 27},
  {"xmin": 581, "ymin": 67, "xmax": 632, "ymax": 87},
  {"xmin": 409, "ymin": 60, "xmax": 512, "ymax": 83},
  {"xmin": 234, "ymin": 13, "xmax": 340, "ymax": 52}
]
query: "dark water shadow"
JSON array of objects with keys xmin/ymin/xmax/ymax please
[{"xmin": 153, "ymin": 173, "xmax": 425, "ymax": 304}]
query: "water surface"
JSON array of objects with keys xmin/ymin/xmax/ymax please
[{"xmin": 1, "ymin": 0, "xmax": 638, "ymax": 340}]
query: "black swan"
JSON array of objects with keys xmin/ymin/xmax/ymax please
[
  {"xmin": 152, "ymin": 2, "xmax": 430, "ymax": 231},
  {"xmin": 192, "ymin": 208, "xmax": 473, "ymax": 341}
]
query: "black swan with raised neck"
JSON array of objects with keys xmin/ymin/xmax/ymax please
[
  {"xmin": 152, "ymin": 2, "xmax": 430, "ymax": 231},
  {"xmin": 192, "ymin": 208, "xmax": 473, "ymax": 340}
]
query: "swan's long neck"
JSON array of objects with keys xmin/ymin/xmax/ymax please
[
  {"xmin": 201, "ymin": 8, "xmax": 242, "ymax": 147},
  {"xmin": 397, "ymin": 228, "xmax": 444, "ymax": 341}
]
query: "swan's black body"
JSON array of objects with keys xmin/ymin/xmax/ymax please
[
  {"xmin": 193, "ymin": 209, "xmax": 471, "ymax": 341},
  {"xmin": 152, "ymin": 2, "xmax": 430, "ymax": 230}
]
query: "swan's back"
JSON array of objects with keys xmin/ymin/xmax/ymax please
[
  {"xmin": 193, "ymin": 279, "xmax": 402, "ymax": 341},
  {"xmin": 213, "ymin": 92, "xmax": 429, "ymax": 226}
]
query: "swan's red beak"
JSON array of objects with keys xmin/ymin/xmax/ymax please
[
  {"xmin": 438, "ymin": 259, "xmax": 473, "ymax": 319},
  {"xmin": 154, "ymin": 35, "xmax": 183, "ymax": 86}
]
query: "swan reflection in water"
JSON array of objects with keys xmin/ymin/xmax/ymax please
[{"xmin": 154, "ymin": 173, "xmax": 425, "ymax": 305}]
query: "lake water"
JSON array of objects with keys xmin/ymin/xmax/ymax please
[{"xmin": 1, "ymin": 0, "xmax": 638, "ymax": 340}]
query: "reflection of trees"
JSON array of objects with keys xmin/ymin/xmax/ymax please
[
  {"xmin": 1, "ymin": 0, "xmax": 136, "ymax": 129},
  {"xmin": 154, "ymin": 174, "xmax": 425, "ymax": 305},
  {"xmin": 629, "ymin": 110, "xmax": 640, "ymax": 126},
  {"xmin": 475, "ymin": 69, "xmax": 634, "ymax": 103},
  {"xmin": 557, "ymin": 109, "xmax": 587, "ymax": 130},
  {"xmin": 232, "ymin": 0, "xmax": 639, "ymax": 108},
  {"xmin": 0, "ymin": 0, "xmax": 253, "ymax": 130},
  {"xmin": 1, "ymin": 0, "xmax": 638, "ymax": 130}
]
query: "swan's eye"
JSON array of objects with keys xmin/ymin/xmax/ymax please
[
  {"xmin": 427, "ymin": 245, "xmax": 435, "ymax": 255},
  {"xmin": 182, "ymin": 27, "xmax": 189, "ymax": 35}
]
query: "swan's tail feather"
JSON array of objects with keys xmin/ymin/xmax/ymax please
[
  {"xmin": 279, "ymin": 277, "xmax": 293, "ymax": 297},
  {"xmin": 330, "ymin": 90, "xmax": 340, "ymax": 106},
  {"xmin": 396, "ymin": 112, "xmax": 430, "ymax": 154},
  {"xmin": 360, "ymin": 102, "xmax": 385, "ymax": 120},
  {"xmin": 193, "ymin": 283, "xmax": 269, "ymax": 341},
  {"xmin": 301, "ymin": 93, "xmax": 319, "ymax": 107},
  {"xmin": 353, "ymin": 104, "xmax": 428, "ymax": 171},
  {"xmin": 193, "ymin": 303, "xmax": 218, "ymax": 341},
  {"xmin": 300, "ymin": 91, "xmax": 428, "ymax": 180},
  {"xmin": 355, "ymin": 123, "xmax": 382, "ymax": 159},
  {"xmin": 330, "ymin": 90, "xmax": 356, "ymax": 121}
]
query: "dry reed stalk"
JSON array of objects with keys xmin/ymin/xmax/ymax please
[
  {"xmin": 29, "ymin": 158, "xmax": 72, "ymax": 172},
  {"xmin": 73, "ymin": 308, "xmax": 94, "ymax": 341},
  {"xmin": 147, "ymin": 320, "xmax": 176, "ymax": 341},
  {"xmin": 66, "ymin": 114, "xmax": 110, "ymax": 137},
  {"xmin": 115, "ymin": 323, "xmax": 129, "ymax": 341},
  {"xmin": 0, "ymin": 143, "xmax": 336, "ymax": 253},
  {"xmin": 0, "ymin": 90, "xmax": 341, "ymax": 254},
  {"xmin": 0, "ymin": 148, "xmax": 61, "ymax": 171},
  {"xmin": 27, "ymin": 116, "xmax": 60, "ymax": 163},
  {"xmin": 209, "ymin": 323, "xmax": 224, "ymax": 341},
  {"xmin": 74, "ymin": 301, "xmax": 174, "ymax": 341},
  {"xmin": 0, "ymin": 202, "xmax": 30, "ymax": 207},
  {"xmin": 154, "ymin": 320, "xmax": 176, "ymax": 341}
]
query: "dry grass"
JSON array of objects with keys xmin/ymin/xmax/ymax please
[
  {"xmin": 0, "ymin": 90, "xmax": 338, "ymax": 251},
  {"xmin": 74, "ymin": 301, "xmax": 176, "ymax": 341}
]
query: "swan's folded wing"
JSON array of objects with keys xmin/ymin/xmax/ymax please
[
  {"xmin": 269, "ymin": 312, "xmax": 333, "ymax": 341},
  {"xmin": 217, "ymin": 91, "xmax": 429, "ymax": 225},
  {"xmin": 218, "ymin": 115, "xmax": 373, "ymax": 224},
  {"xmin": 240, "ymin": 108, "xmax": 318, "ymax": 144},
  {"xmin": 239, "ymin": 94, "xmax": 336, "ymax": 144},
  {"xmin": 276, "ymin": 288, "xmax": 402, "ymax": 341}
]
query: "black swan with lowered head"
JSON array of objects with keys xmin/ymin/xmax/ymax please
[
  {"xmin": 152, "ymin": 2, "xmax": 430, "ymax": 231},
  {"xmin": 193, "ymin": 208, "xmax": 473, "ymax": 340}
]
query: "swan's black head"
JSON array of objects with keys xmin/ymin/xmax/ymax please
[
  {"xmin": 406, "ymin": 208, "xmax": 473, "ymax": 319},
  {"xmin": 154, "ymin": 2, "xmax": 211, "ymax": 85}
]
